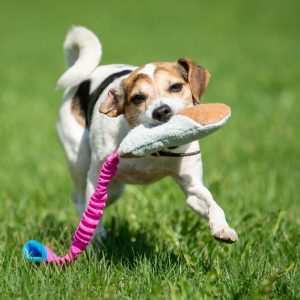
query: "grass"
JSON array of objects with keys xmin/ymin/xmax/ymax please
[{"xmin": 0, "ymin": 0, "xmax": 299, "ymax": 298}]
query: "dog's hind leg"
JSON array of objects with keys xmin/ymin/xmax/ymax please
[{"xmin": 56, "ymin": 88, "xmax": 90, "ymax": 216}]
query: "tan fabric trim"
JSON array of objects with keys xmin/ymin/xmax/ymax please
[{"xmin": 178, "ymin": 103, "xmax": 231, "ymax": 125}]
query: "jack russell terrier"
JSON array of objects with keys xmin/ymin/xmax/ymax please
[{"xmin": 56, "ymin": 26, "xmax": 238, "ymax": 244}]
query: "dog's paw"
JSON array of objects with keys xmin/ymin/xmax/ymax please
[{"xmin": 212, "ymin": 227, "xmax": 238, "ymax": 244}]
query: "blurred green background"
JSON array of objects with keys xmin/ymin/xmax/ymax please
[{"xmin": 0, "ymin": 0, "xmax": 299, "ymax": 299}]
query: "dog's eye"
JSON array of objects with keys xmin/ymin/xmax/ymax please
[
  {"xmin": 169, "ymin": 83, "xmax": 183, "ymax": 93},
  {"xmin": 131, "ymin": 93, "xmax": 145, "ymax": 105}
]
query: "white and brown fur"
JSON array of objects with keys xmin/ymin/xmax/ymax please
[{"xmin": 56, "ymin": 26, "xmax": 238, "ymax": 243}]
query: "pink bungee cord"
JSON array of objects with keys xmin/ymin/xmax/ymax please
[{"xmin": 23, "ymin": 150, "xmax": 119, "ymax": 266}]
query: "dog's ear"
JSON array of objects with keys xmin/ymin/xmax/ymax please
[
  {"xmin": 177, "ymin": 57, "xmax": 211, "ymax": 104},
  {"xmin": 99, "ymin": 88, "xmax": 125, "ymax": 117}
]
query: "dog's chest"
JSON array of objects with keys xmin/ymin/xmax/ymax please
[{"xmin": 116, "ymin": 156, "xmax": 180, "ymax": 184}]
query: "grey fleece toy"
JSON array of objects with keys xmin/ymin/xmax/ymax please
[{"xmin": 118, "ymin": 103, "xmax": 231, "ymax": 158}]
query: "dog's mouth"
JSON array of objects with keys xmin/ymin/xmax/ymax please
[
  {"xmin": 135, "ymin": 100, "xmax": 200, "ymax": 157},
  {"xmin": 152, "ymin": 144, "xmax": 200, "ymax": 158},
  {"xmin": 151, "ymin": 148, "xmax": 200, "ymax": 157}
]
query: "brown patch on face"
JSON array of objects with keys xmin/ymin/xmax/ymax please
[
  {"xmin": 155, "ymin": 63, "xmax": 187, "ymax": 81},
  {"xmin": 126, "ymin": 73, "xmax": 150, "ymax": 92},
  {"xmin": 122, "ymin": 70, "xmax": 153, "ymax": 125}
]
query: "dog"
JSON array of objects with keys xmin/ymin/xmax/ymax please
[{"xmin": 56, "ymin": 26, "xmax": 238, "ymax": 243}]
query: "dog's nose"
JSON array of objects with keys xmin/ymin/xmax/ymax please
[{"xmin": 152, "ymin": 105, "xmax": 172, "ymax": 122}]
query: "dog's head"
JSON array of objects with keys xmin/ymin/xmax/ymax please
[{"xmin": 99, "ymin": 58, "xmax": 210, "ymax": 126}]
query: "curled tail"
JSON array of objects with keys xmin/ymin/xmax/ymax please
[{"xmin": 57, "ymin": 26, "xmax": 102, "ymax": 89}]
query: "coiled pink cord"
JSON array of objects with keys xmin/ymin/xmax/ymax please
[{"xmin": 45, "ymin": 150, "xmax": 119, "ymax": 265}]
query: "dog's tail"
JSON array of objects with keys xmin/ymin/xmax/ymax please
[{"xmin": 56, "ymin": 26, "xmax": 102, "ymax": 90}]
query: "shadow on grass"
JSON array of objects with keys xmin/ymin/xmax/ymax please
[
  {"xmin": 33, "ymin": 213, "xmax": 180, "ymax": 267},
  {"xmin": 99, "ymin": 217, "xmax": 180, "ymax": 268}
]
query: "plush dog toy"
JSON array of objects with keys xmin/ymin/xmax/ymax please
[{"xmin": 23, "ymin": 103, "xmax": 231, "ymax": 266}]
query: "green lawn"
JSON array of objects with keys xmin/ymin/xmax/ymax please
[{"xmin": 0, "ymin": 0, "xmax": 299, "ymax": 298}]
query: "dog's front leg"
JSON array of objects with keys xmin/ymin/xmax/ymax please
[{"xmin": 173, "ymin": 156, "xmax": 238, "ymax": 243}]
